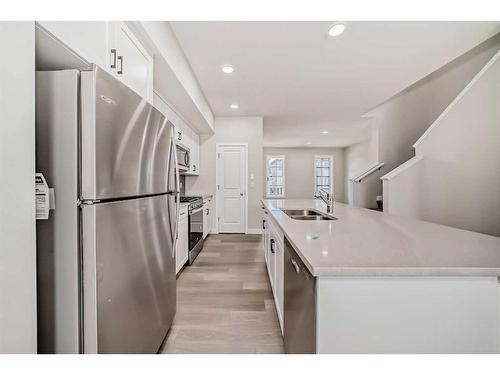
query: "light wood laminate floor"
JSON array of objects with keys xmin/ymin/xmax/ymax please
[{"xmin": 162, "ymin": 234, "xmax": 284, "ymax": 354}]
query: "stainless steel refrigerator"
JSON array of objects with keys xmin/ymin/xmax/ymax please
[{"xmin": 36, "ymin": 66, "xmax": 179, "ymax": 354}]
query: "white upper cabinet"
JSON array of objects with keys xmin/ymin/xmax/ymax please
[
  {"xmin": 191, "ymin": 133, "xmax": 200, "ymax": 175},
  {"xmin": 153, "ymin": 92, "xmax": 200, "ymax": 175},
  {"xmin": 37, "ymin": 21, "xmax": 153, "ymax": 102},
  {"xmin": 183, "ymin": 127, "xmax": 200, "ymax": 176},
  {"xmin": 37, "ymin": 21, "xmax": 109, "ymax": 69},
  {"xmin": 188, "ymin": 131, "xmax": 200, "ymax": 175},
  {"xmin": 108, "ymin": 22, "xmax": 153, "ymax": 102},
  {"xmin": 174, "ymin": 119, "xmax": 186, "ymax": 145}
]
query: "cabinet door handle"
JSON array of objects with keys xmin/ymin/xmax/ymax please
[
  {"xmin": 110, "ymin": 49, "xmax": 117, "ymax": 69},
  {"xmin": 193, "ymin": 165, "xmax": 196, "ymax": 172},
  {"xmin": 270, "ymin": 238, "xmax": 275, "ymax": 254},
  {"xmin": 290, "ymin": 258, "xmax": 300, "ymax": 274},
  {"xmin": 117, "ymin": 55, "xmax": 123, "ymax": 75},
  {"xmin": 262, "ymin": 220, "xmax": 266, "ymax": 230},
  {"xmin": 177, "ymin": 131, "xmax": 182, "ymax": 141},
  {"xmin": 206, "ymin": 208, "xmax": 209, "ymax": 215}
]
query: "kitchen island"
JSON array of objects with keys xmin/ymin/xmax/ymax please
[{"xmin": 261, "ymin": 199, "xmax": 500, "ymax": 354}]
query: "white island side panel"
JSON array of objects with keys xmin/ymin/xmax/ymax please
[{"xmin": 316, "ymin": 276, "xmax": 500, "ymax": 353}]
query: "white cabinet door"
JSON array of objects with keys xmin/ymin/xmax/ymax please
[
  {"xmin": 264, "ymin": 213, "xmax": 284, "ymax": 334},
  {"xmin": 208, "ymin": 199, "xmax": 215, "ymax": 234},
  {"xmin": 262, "ymin": 208, "xmax": 269, "ymax": 254},
  {"xmin": 179, "ymin": 126, "xmax": 200, "ymax": 176},
  {"xmin": 189, "ymin": 132, "xmax": 200, "ymax": 175},
  {"xmin": 109, "ymin": 22, "xmax": 153, "ymax": 102},
  {"xmin": 202, "ymin": 199, "xmax": 210, "ymax": 239},
  {"xmin": 37, "ymin": 21, "xmax": 109, "ymax": 70},
  {"xmin": 39, "ymin": 21, "xmax": 153, "ymax": 102},
  {"xmin": 174, "ymin": 117, "xmax": 185, "ymax": 145},
  {"xmin": 269, "ymin": 233, "xmax": 276, "ymax": 292},
  {"xmin": 175, "ymin": 208, "xmax": 189, "ymax": 274}
]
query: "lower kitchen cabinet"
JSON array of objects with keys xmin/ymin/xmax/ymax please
[
  {"xmin": 176, "ymin": 206, "xmax": 189, "ymax": 274},
  {"xmin": 262, "ymin": 207, "xmax": 270, "ymax": 267},
  {"xmin": 262, "ymin": 206, "xmax": 284, "ymax": 334},
  {"xmin": 202, "ymin": 197, "xmax": 213, "ymax": 239}
]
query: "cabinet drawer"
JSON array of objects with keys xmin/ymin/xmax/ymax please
[
  {"xmin": 268, "ymin": 216, "xmax": 284, "ymax": 249},
  {"xmin": 179, "ymin": 206, "xmax": 188, "ymax": 220}
]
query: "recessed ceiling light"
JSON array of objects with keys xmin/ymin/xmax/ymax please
[
  {"xmin": 306, "ymin": 141, "xmax": 312, "ymax": 145},
  {"xmin": 221, "ymin": 64, "xmax": 234, "ymax": 74},
  {"xmin": 328, "ymin": 22, "xmax": 346, "ymax": 37},
  {"xmin": 230, "ymin": 103, "xmax": 239, "ymax": 109},
  {"xmin": 321, "ymin": 130, "xmax": 329, "ymax": 134}
]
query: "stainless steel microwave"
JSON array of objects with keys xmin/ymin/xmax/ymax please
[{"xmin": 176, "ymin": 143, "xmax": 190, "ymax": 172}]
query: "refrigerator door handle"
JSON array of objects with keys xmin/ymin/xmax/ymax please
[{"xmin": 170, "ymin": 126, "xmax": 180, "ymax": 255}]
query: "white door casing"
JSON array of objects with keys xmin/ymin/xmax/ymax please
[{"xmin": 216, "ymin": 143, "xmax": 248, "ymax": 233}]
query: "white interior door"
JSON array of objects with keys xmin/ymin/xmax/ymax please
[{"xmin": 217, "ymin": 144, "xmax": 247, "ymax": 233}]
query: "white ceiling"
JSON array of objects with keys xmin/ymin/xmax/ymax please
[{"xmin": 171, "ymin": 21, "xmax": 500, "ymax": 148}]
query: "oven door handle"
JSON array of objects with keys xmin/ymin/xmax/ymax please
[{"xmin": 190, "ymin": 207, "xmax": 203, "ymax": 215}]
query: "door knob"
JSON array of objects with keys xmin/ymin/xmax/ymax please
[{"xmin": 240, "ymin": 192, "xmax": 244, "ymax": 196}]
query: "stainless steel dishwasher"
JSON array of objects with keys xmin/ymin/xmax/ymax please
[{"xmin": 284, "ymin": 237, "xmax": 316, "ymax": 354}]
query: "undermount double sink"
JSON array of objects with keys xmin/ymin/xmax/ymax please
[{"xmin": 281, "ymin": 209, "xmax": 338, "ymax": 221}]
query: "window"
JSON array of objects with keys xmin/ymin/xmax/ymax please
[
  {"xmin": 266, "ymin": 155, "xmax": 285, "ymax": 198},
  {"xmin": 314, "ymin": 155, "xmax": 333, "ymax": 195}
]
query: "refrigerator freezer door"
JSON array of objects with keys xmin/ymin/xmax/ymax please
[
  {"xmin": 81, "ymin": 66, "xmax": 174, "ymax": 200},
  {"xmin": 82, "ymin": 195, "xmax": 176, "ymax": 353}
]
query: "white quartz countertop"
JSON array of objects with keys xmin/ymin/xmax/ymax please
[{"xmin": 262, "ymin": 199, "xmax": 500, "ymax": 277}]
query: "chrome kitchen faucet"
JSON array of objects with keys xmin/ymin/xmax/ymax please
[{"xmin": 315, "ymin": 188, "xmax": 334, "ymax": 213}]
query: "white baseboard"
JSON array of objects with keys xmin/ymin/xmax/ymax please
[
  {"xmin": 208, "ymin": 229, "xmax": 262, "ymax": 235},
  {"xmin": 245, "ymin": 228, "xmax": 263, "ymax": 235}
]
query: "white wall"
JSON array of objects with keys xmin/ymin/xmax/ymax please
[
  {"xmin": 343, "ymin": 126, "xmax": 379, "ymax": 206},
  {"xmin": 0, "ymin": 22, "xmax": 37, "ymax": 353},
  {"xmin": 263, "ymin": 147, "xmax": 346, "ymax": 203},
  {"xmin": 384, "ymin": 50, "xmax": 500, "ymax": 237},
  {"xmin": 185, "ymin": 117, "xmax": 263, "ymax": 232}
]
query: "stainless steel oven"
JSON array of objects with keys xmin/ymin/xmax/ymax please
[
  {"xmin": 180, "ymin": 196, "xmax": 204, "ymax": 264},
  {"xmin": 176, "ymin": 143, "xmax": 190, "ymax": 173}
]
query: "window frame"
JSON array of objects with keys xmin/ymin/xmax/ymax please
[
  {"xmin": 314, "ymin": 155, "xmax": 334, "ymax": 196},
  {"xmin": 265, "ymin": 154, "xmax": 286, "ymax": 199}
]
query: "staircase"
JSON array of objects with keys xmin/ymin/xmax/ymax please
[
  {"xmin": 381, "ymin": 49, "xmax": 500, "ymax": 237},
  {"xmin": 348, "ymin": 33, "xmax": 500, "ymax": 212}
]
